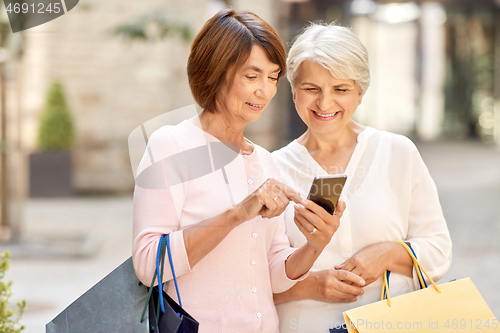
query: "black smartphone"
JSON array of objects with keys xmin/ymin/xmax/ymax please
[{"xmin": 307, "ymin": 174, "xmax": 347, "ymax": 214}]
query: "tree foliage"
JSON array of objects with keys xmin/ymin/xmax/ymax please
[
  {"xmin": 0, "ymin": 251, "xmax": 25, "ymax": 333},
  {"xmin": 37, "ymin": 82, "xmax": 75, "ymax": 152},
  {"xmin": 113, "ymin": 11, "xmax": 192, "ymax": 42}
]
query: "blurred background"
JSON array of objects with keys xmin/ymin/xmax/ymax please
[{"xmin": 0, "ymin": 0, "xmax": 499, "ymax": 331}]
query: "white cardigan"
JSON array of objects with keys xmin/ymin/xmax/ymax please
[
  {"xmin": 272, "ymin": 126, "xmax": 452, "ymax": 332},
  {"xmin": 133, "ymin": 118, "xmax": 304, "ymax": 333}
]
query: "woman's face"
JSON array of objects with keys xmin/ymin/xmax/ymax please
[
  {"xmin": 217, "ymin": 45, "xmax": 281, "ymax": 124},
  {"xmin": 293, "ymin": 61, "xmax": 362, "ymax": 136}
]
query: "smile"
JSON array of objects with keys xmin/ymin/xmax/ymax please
[
  {"xmin": 312, "ymin": 110, "xmax": 339, "ymax": 118},
  {"xmin": 246, "ymin": 102, "xmax": 264, "ymax": 109}
]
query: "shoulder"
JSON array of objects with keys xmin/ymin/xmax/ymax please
[
  {"xmin": 367, "ymin": 128, "xmax": 419, "ymax": 156},
  {"xmin": 253, "ymin": 143, "xmax": 279, "ymax": 168},
  {"xmin": 366, "ymin": 129, "xmax": 427, "ymax": 179},
  {"xmin": 148, "ymin": 120, "xmax": 194, "ymax": 142},
  {"xmin": 271, "ymin": 142, "xmax": 292, "ymax": 158},
  {"xmin": 253, "ymin": 142, "xmax": 271, "ymax": 156},
  {"xmin": 147, "ymin": 124, "xmax": 177, "ymax": 144},
  {"xmin": 148, "ymin": 120, "xmax": 205, "ymax": 148},
  {"xmin": 271, "ymin": 141, "xmax": 303, "ymax": 167},
  {"xmin": 145, "ymin": 125, "xmax": 180, "ymax": 158},
  {"xmin": 145, "ymin": 121, "xmax": 208, "ymax": 164}
]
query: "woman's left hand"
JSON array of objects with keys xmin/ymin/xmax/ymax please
[
  {"xmin": 334, "ymin": 242, "xmax": 413, "ymax": 286},
  {"xmin": 334, "ymin": 243, "xmax": 389, "ymax": 286},
  {"xmin": 294, "ymin": 199, "xmax": 346, "ymax": 253}
]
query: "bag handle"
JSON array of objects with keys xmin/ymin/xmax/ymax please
[
  {"xmin": 140, "ymin": 233, "xmax": 183, "ymax": 323},
  {"xmin": 140, "ymin": 236, "xmax": 165, "ymax": 323},
  {"xmin": 156, "ymin": 235, "xmax": 167, "ymax": 312},
  {"xmin": 380, "ymin": 241, "xmax": 441, "ymax": 307},
  {"xmin": 166, "ymin": 234, "xmax": 183, "ymax": 308}
]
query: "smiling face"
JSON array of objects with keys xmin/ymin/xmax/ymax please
[
  {"xmin": 216, "ymin": 45, "xmax": 281, "ymax": 125},
  {"xmin": 293, "ymin": 61, "xmax": 362, "ymax": 136}
]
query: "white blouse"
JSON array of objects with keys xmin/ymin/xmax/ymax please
[{"xmin": 272, "ymin": 126, "xmax": 452, "ymax": 332}]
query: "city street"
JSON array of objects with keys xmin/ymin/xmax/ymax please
[
  {"xmin": 2, "ymin": 139, "xmax": 500, "ymax": 332},
  {"xmin": 416, "ymin": 139, "xmax": 500, "ymax": 315}
]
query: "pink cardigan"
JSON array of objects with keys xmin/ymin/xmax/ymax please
[{"xmin": 132, "ymin": 119, "xmax": 305, "ymax": 333}]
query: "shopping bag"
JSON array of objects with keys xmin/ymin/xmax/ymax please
[
  {"xmin": 343, "ymin": 242, "xmax": 499, "ymax": 333},
  {"xmin": 46, "ymin": 257, "xmax": 149, "ymax": 333},
  {"xmin": 147, "ymin": 284, "xmax": 199, "ymax": 332},
  {"xmin": 141, "ymin": 234, "xmax": 198, "ymax": 333}
]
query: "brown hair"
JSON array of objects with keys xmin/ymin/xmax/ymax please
[{"xmin": 187, "ymin": 9, "xmax": 286, "ymax": 113}]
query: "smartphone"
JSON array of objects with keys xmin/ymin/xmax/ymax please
[{"xmin": 307, "ymin": 174, "xmax": 347, "ymax": 214}]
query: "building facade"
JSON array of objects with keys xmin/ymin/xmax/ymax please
[{"xmin": 6, "ymin": 0, "xmax": 500, "ymax": 195}]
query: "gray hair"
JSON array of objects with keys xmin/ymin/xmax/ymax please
[{"xmin": 287, "ymin": 22, "xmax": 370, "ymax": 96}]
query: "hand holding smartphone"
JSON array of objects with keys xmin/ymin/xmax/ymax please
[{"xmin": 307, "ymin": 175, "xmax": 347, "ymax": 215}]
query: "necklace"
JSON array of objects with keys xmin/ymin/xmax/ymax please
[{"xmin": 241, "ymin": 138, "xmax": 254, "ymax": 156}]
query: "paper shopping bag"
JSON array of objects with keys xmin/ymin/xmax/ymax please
[
  {"xmin": 343, "ymin": 242, "xmax": 499, "ymax": 333},
  {"xmin": 46, "ymin": 257, "xmax": 149, "ymax": 333},
  {"xmin": 143, "ymin": 234, "xmax": 199, "ymax": 333},
  {"xmin": 343, "ymin": 278, "xmax": 499, "ymax": 332}
]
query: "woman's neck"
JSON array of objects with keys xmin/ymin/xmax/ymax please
[
  {"xmin": 198, "ymin": 110, "xmax": 253, "ymax": 154},
  {"xmin": 295, "ymin": 121, "xmax": 366, "ymax": 174},
  {"xmin": 298, "ymin": 121, "xmax": 364, "ymax": 154}
]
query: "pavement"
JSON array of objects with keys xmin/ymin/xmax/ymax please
[
  {"xmin": 416, "ymin": 139, "xmax": 500, "ymax": 316},
  {"xmin": 1, "ymin": 139, "xmax": 500, "ymax": 332},
  {"xmin": 2, "ymin": 196, "xmax": 134, "ymax": 333}
]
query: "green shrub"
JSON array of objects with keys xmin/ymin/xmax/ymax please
[
  {"xmin": 37, "ymin": 82, "xmax": 75, "ymax": 151},
  {"xmin": 0, "ymin": 251, "xmax": 26, "ymax": 333}
]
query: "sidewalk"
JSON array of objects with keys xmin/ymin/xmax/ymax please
[
  {"xmin": 416, "ymin": 139, "xmax": 500, "ymax": 316},
  {"xmin": 3, "ymin": 139, "xmax": 500, "ymax": 332},
  {"xmin": 4, "ymin": 196, "xmax": 134, "ymax": 333}
]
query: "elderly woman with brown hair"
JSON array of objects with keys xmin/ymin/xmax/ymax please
[
  {"xmin": 132, "ymin": 9, "xmax": 344, "ymax": 333},
  {"xmin": 272, "ymin": 23, "xmax": 452, "ymax": 332}
]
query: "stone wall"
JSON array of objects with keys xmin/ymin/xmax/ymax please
[{"xmin": 19, "ymin": 0, "xmax": 281, "ymax": 193}]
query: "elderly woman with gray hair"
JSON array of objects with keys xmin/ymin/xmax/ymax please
[{"xmin": 272, "ymin": 23, "xmax": 452, "ymax": 332}]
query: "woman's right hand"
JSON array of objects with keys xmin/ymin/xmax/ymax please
[
  {"xmin": 234, "ymin": 178, "xmax": 302, "ymax": 222},
  {"xmin": 293, "ymin": 199, "xmax": 345, "ymax": 253},
  {"xmin": 273, "ymin": 268, "xmax": 366, "ymax": 305},
  {"xmin": 308, "ymin": 269, "xmax": 365, "ymax": 303}
]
